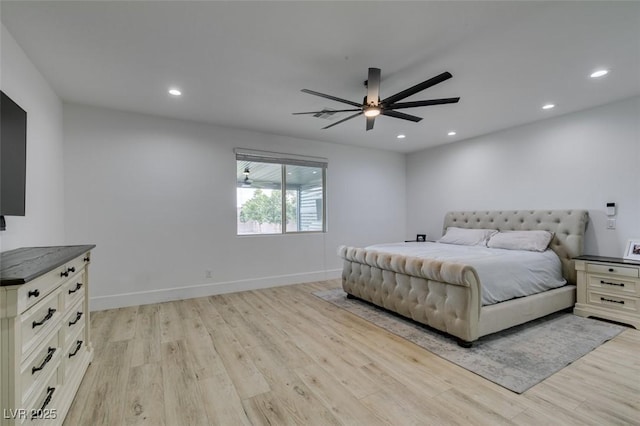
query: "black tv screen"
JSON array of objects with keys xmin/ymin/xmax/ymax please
[{"xmin": 1, "ymin": 91, "xmax": 27, "ymax": 216}]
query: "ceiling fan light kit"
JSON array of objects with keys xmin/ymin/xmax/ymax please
[
  {"xmin": 294, "ymin": 67, "xmax": 460, "ymax": 131},
  {"xmin": 363, "ymin": 107, "xmax": 381, "ymax": 117}
]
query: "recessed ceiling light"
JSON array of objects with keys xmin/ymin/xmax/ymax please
[
  {"xmin": 397, "ymin": 134, "xmax": 406, "ymax": 139},
  {"xmin": 590, "ymin": 69, "xmax": 609, "ymax": 78},
  {"xmin": 542, "ymin": 104, "xmax": 555, "ymax": 110},
  {"xmin": 168, "ymin": 88, "xmax": 182, "ymax": 96},
  {"xmin": 447, "ymin": 131, "xmax": 456, "ymax": 136}
]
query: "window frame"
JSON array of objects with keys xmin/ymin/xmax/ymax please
[{"xmin": 235, "ymin": 148, "xmax": 327, "ymax": 235}]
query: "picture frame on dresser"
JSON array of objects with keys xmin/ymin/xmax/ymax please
[{"xmin": 623, "ymin": 238, "xmax": 640, "ymax": 261}]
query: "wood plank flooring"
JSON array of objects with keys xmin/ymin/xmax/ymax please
[{"xmin": 65, "ymin": 280, "xmax": 640, "ymax": 425}]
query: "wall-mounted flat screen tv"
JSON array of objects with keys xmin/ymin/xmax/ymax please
[{"xmin": 1, "ymin": 90, "xmax": 27, "ymax": 217}]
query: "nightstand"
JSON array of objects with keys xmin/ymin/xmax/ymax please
[{"xmin": 574, "ymin": 255, "xmax": 640, "ymax": 329}]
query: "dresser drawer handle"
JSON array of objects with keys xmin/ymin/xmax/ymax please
[
  {"xmin": 68, "ymin": 282, "xmax": 83, "ymax": 294},
  {"xmin": 32, "ymin": 308, "xmax": 56, "ymax": 328},
  {"xmin": 608, "ymin": 268, "xmax": 614, "ymax": 272},
  {"xmin": 69, "ymin": 311, "xmax": 83, "ymax": 326},
  {"xmin": 69, "ymin": 340, "xmax": 84, "ymax": 358},
  {"xmin": 61, "ymin": 266, "xmax": 76, "ymax": 278},
  {"xmin": 28, "ymin": 289, "xmax": 40, "ymax": 298},
  {"xmin": 32, "ymin": 386, "xmax": 56, "ymax": 418},
  {"xmin": 601, "ymin": 280, "xmax": 624, "ymax": 287},
  {"xmin": 83, "ymin": 256, "xmax": 90, "ymax": 262},
  {"xmin": 601, "ymin": 297, "xmax": 624, "ymax": 305},
  {"xmin": 31, "ymin": 347, "xmax": 56, "ymax": 374}
]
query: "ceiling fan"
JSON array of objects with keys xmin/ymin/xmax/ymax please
[{"xmin": 294, "ymin": 68, "xmax": 460, "ymax": 131}]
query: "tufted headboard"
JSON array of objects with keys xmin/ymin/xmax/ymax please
[{"xmin": 442, "ymin": 210, "xmax": 589, "ymax": 284}]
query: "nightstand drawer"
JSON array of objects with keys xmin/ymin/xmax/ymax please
[
  {"xmin": 587, "ymin": 290, "xmax": 639, "ymax": 314},
  {"xmin": 588, "ymin": 275, "xmax": 639, "ymax": 296},
  {"xmin": 587, "ymin": 263, "xmax": 639, "ymax": 278}
]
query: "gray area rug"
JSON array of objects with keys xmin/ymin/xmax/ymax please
[{"xmin": 313, "ymin": 288, "xmax": 626, "ymax": 393}]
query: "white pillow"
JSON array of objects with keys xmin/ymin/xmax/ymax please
[
  {"xmin": 438, "ymin": 227, "xmax": 498, "ymax": 246},
  {"xmin": 487, "ymin": 230, "xmax": 554, "ymax": 252}
]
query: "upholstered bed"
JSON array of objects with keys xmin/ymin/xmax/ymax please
[{"xmin": 338, "ymin": 210, "xmax": 589, "ymax": 346}]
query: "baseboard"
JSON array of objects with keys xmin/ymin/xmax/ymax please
[{"xmin": 89, "ymin": 268, "xmax": 342, "ymax": 311}]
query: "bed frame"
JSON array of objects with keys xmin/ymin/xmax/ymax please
[{"xmin": 338, "ymin": 210, "xmax": 589, "ymax": 346}]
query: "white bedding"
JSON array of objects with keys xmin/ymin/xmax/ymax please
[{"xmin": 366, "ymin": 242, "xmax": 567, "ymax": 306}]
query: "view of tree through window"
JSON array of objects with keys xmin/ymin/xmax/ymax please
[{"xmin": 236, "ymin": 154, "xmax": 326, "ymax": 235}]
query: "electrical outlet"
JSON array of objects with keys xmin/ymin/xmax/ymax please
[
  {"xmin": 205, "ymin": 270, "xmax": 212, "ymax": 279},
  {"xmin": 606, "ymin": 219, "xmax": 616, "ymax": 230}
]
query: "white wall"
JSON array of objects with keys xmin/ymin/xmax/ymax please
[
  {"xmin": 0, "ymin": 25, "xmax": 65, "ymax": 251},
  {"xmin": 63, "ymin": 104, "xmax": 406, "ymax": 310},
  {"xmin": 406, "ymin": 96, "xmax": 640, "ymax": 257}
]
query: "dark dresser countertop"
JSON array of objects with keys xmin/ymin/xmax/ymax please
[{"xmin": 0, "ymin": 245, "xmax": 96, "ymax": 286}]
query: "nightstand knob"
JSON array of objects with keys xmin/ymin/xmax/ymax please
[{"xmin": 608, "ymin": 268, "xmax": 614, "ymax": 272}]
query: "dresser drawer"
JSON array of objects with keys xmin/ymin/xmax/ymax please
[
  {"xmin": 16, "ymin": 265, "xmax": 67, "ymax": 315},
  {"xmin": 65, "ymin": 254, "xmax": 88, "ymax": 280},
  {"xmin": 24, "ymin": 367, "xmax": 61, "ymax": 425},
  {"xmin": 587, "ymin": 290, "xmax": 639, "ymax": 314},
  {"xmin": 14, "ymin": 253, "xmax": 88, "ymax": 315},
  {"xmin": 62, "ymin": 273, "xmax": 85, "ymax": 310},
  {"xmin": 20, "ymin": 331, "xmax": 62, "ymax": 406},
  {"xmin": 61, "ymin": 298, "xmax": 85, "ymax": 348},
  {"xmin": 63, "ymin": 327, "xmax": 87, "ymax": 382},
  {"xmin": 20, "ymin": 288, "xmax": 62, "ymax": 357},
  {"xmin": 588, "ymin": 274, "xmax": 639, "ymax": 296},
  {"xmin": 586, "ymin": 263, "xmax": 639, "ymax": 278}
]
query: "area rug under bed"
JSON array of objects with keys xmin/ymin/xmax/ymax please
[{"xmin": 313, "ymin": 288, "xmax": 626, "ymax": 393}]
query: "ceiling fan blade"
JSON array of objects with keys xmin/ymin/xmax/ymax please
[
  {"xmin": 382, "ymin": 109, "xmax": 423, "ymax": 122},
  {"xmin": 292, "ymin": 109, "xmax": 361, "ymax": 115},
  {"xmin": 301, "ymin": 89, "xmax": 362, "ymax": 107},
  {"xmin": 366, "ymin": 68, "xmax": 381, "ymax": 107},
  {"xmin": 366, "ymin": 116, "xmax": 375, "ymax": 131},
  {"xmin": 382, "ymin": 71, "xmax": 453, "ymax": 105},
  {"xmin": 387, "ymin": 97, "xmax": 460, "ymax": 110},
  {"xmin": 322, "ymin": 112, "xmax": 362, "ymax": 129}
]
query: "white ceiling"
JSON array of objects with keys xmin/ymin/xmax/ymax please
[{"xmin": 2, "ymin": 1, "xmax": 639, "ymax": 153}]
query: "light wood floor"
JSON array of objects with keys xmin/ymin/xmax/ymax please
[{"xmin": 65, "ymin": 280, "xmax": 640, "ymax": 425}]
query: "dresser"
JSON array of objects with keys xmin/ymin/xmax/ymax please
[
  {"xmin": 574, "ymin": 255, "xmax": 640, "ymax": 329},
  {"xmin": 1, "ymin": 245, "xmax": 95, "ymax": 425}
]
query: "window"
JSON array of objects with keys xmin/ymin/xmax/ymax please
[{"xmin": 235, "ymin": 149, "xmax": 327, "ymax": 235}]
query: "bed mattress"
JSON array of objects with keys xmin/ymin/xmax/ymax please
[{"xmin": 365, "ymin": 242, "xmax": 567, "ymax": 306}]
